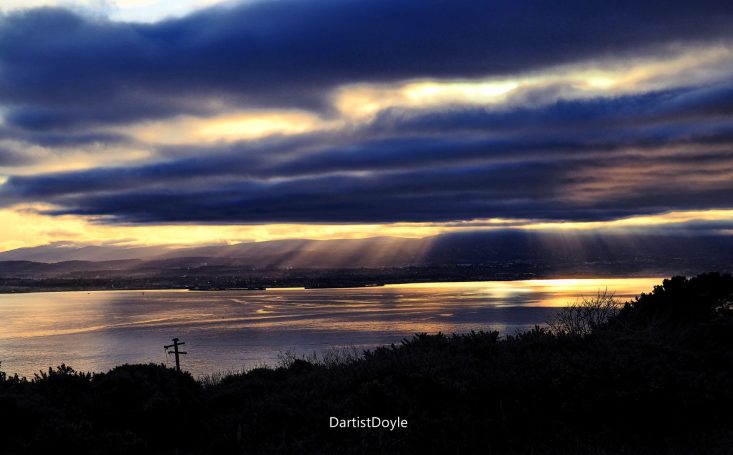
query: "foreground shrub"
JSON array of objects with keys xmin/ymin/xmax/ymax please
[{"xmin": 549, "ymin": 289, "xmax": 619, "ymax": 336}]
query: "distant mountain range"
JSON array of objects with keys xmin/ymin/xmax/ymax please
[
  {"xmin": 0, "ymin": 237, "xmax": 431, "ymax": 268},
  {"xmin": 0, "ymin": 242, "xmax": 172, "ymax": 262},
  {"xmin": 1, "ymin": 231, "xmax": 732, "ymax": 276}
]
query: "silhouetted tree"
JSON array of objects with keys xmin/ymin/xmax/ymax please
[{"xmin": 549, "ymin": 289, "xmax": 619, "ymax": 336}]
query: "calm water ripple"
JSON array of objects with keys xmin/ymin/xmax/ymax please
[{"xmin": 0, "ymin": 278, "xmax": 662, "ymax": 377}]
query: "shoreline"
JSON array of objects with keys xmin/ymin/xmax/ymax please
[{"xmin": 0, "ymin": 274, "xmax": 669, "ymax": 295}]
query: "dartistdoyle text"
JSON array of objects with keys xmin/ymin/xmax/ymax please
[{"xmin": 329, "ymin": 417, "xmax": 408, "ymax": 431}]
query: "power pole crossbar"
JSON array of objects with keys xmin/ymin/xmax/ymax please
[{"xmin": 164, "ymin": 338, "xmax": 187, "ymax": 372}]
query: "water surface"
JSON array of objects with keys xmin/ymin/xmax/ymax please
[{"xmin": 0, "ymin": 278, "xmax": 661, "ymax": 377}]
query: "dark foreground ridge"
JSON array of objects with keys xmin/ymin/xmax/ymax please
[{"xmin": 1, "ymin": 273, "xmax": 732, "ymax": 454}]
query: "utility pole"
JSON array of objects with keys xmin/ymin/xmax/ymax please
[{"xmin": 164, "ymin": 338, "xmax": 187, "ymax": 372}]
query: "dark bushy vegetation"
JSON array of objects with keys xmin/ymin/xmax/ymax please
[{"xmin": 1, "ymin": 273, "xmax": 732, "ymax": 454}]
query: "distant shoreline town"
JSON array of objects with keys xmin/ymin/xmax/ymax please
[{"xmin": 0, "ymin": 262, "xmax": 677, "ymax": 295}]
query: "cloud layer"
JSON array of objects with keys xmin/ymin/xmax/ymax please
[
  {"xmin": 1, "ymin": 0, "xmax": 733, "ymax": 230},
  {"xmin": 2, "ymin": 1, "xmax": 733, "ymax": 128}
]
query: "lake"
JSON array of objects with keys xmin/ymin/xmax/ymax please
[{"xmin": 0, "ymin": 277, "xmax": 662, "ymax": 378}]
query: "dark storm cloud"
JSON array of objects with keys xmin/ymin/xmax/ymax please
[
  {"xmin": 3, "ymin": 81, "xmax": 733, "ymax": 224},
  {"xmin": 1, "ymin": 0, "xmax": 733, "ymax": 129},
  {"xmin": 0, "ymin": 146, "xmax": 34, "ymax": 166},
  {"xmin": 19, "ymin": 163, "xmax": 585, "ymax": 223},
  {"xmin": 20, "ymin": 159, "xmax": 733, "ymax": 224},
  {"xmin": 0, "ymin": 126, "xmax": 131, "ymax": 148},
  {"xmin": 370, "ymin": 83, "xmax": 733, "ymax": 136}
]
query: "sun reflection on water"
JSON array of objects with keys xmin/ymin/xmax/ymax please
[{"xmin": 0, "ymin": 278, "xmax": 663, "ymax": 377}]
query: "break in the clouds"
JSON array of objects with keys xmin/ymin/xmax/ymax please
[{"xmin": 1, "ymin": 0, "xmax": 733, "ymax": 234}]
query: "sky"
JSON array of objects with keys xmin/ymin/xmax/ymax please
[{"xmin": 0, "ymin": 0, "xmax": 732, "ymax": 251}]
